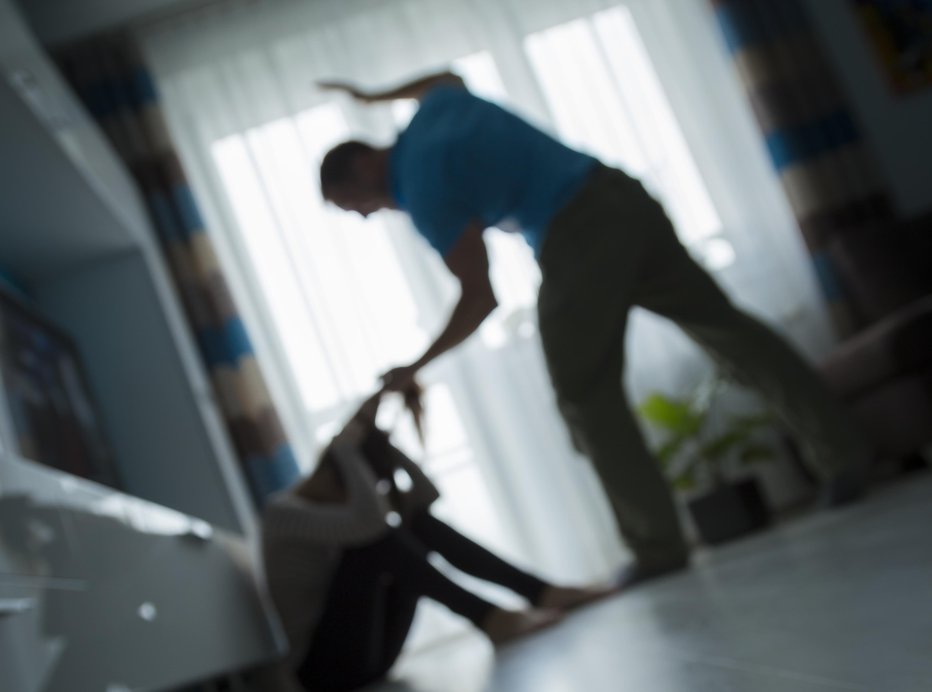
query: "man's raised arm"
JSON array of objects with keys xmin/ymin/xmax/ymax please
[{"xmin": 317, "ymin": 70, "xmax": 465, "ymax": 103}]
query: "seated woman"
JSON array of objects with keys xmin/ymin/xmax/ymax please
[{"xmin": 261, "ymin": 389, "xmax": 616, "ymax": 691}]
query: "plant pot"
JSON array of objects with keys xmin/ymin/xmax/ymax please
[{"xmin": 686, "ymin": 477, "xmax": 771, "ymax": 546}]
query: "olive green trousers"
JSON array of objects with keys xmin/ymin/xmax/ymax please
[{"xmin": 537, "ymin": 166, "xmax": 862, "ymax": 563}]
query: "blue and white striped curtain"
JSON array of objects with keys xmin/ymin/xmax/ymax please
[
  {"xmin": 58, "ymin": 39, "xmax": 300, "ymax": 505},
  {"xmin": 711, "ymin": 0, "xmax": 895, "ymax": 334}
]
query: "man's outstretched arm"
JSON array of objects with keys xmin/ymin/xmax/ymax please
[
  {"xmin": 318, "ymin": 70, "xmax": 465, "ymax": 103},
  {"xmin": 382, "ymin": 223, "xmax": 496, "ymax": 392}
]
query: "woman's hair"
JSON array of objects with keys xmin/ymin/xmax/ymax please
[
  {"xmin": 319, "ymin": 140, "xmax": 376, "ymax": 196},
  {"xmin": 401, "ymin": 380, "xmax": 425, "ymax": 445},
  {"xmin": 317, "ymin": 379, "xmax": 426, "ymax": 474}
]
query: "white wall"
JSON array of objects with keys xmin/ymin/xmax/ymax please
[
  {"xmin": 16, "ymin": 0, "xmax": 190, "ymax": 45},
  {"xmin": 20, "ymin": 0, "xmax": 932, "ymax": 218},
  {"xmin": 1, "ymin": 0, "xmax": 251, "ymax": 531},
  {"xmin": 802, "ymin": 0, "xmax": 932, "ymax": 217}
]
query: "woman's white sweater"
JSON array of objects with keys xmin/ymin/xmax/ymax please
[{"xmin": 260, "ymin": 436, "xmax": 439, "ymax": 671}]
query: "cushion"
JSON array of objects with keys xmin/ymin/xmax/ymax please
[{"xmin": 820, "ymin": 295, "xmax": 932, "ymax": 398}]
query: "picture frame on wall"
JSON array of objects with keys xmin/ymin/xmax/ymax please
[
  {"xmin": 851, "ymin": 0, "xmax": 932, "ymax": 94},
  {"xmin": 0, "ymin": 286, "xmax": 121, "ymax": 489}
]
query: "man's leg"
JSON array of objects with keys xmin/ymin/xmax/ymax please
[
  {"xmin": 537, "ymin": 317, "xmax": 689, "ymax": 568},
  {"xmin": 634, "ymin": 213, "xmax": 869, "ymax": 486},
  {"xmin": 537, "ymin": 167, "xmax": 689, "ymax": 569}
]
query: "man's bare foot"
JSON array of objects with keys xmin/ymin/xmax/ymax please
[
  {"xmin": 536, "ymin": 583, "xmax": 621, "ymax": 611},
  {"xmin": 481, "ymin": 607, "xmax": 563, "ymax": 645}
]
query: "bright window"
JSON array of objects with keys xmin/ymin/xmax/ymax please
[{"xmin": 525, "ymin": 6, "xmax": 724, "ymax": 248}]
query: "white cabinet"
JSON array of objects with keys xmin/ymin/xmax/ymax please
[
  {"xmin": 0, "ymin": 1, "xmax": 284, "ymax": 688},
  {"xmin": 0, "ymin": 453, "xmax": 284, "ymax": 692}
]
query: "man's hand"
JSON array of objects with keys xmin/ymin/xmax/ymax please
[
  {"xmin": 317, "ymin": 71, "xmax": 465, "ymax": 104},
  {"xmin": 381, "ymin": 364, "xmax": 420, "ymax": 394},
  {"xmin": 316, "ymin": 80, "xmax": 373, "ymax": 103}
]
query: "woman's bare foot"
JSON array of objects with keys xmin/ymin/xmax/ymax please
[
  {"xmin": 481, "ymin": 607, "xmax": 563, "ymax": 645},
  {"xmin": 535, "ymin": 583, "xmax": 621, "ymax": 611}
]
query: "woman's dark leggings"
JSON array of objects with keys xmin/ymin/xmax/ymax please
[{"xmin": 297, "ymin": 511, "xmax": 548, "ymax": 691}]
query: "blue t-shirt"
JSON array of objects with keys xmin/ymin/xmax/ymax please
[{"xmin": 389, "ymin": 86, "xmax": 597, "ymax": 258}]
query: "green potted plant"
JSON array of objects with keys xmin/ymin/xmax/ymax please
[{"xmin": 638, "ymin": 373, "xmax": 777, "ymax": 545}]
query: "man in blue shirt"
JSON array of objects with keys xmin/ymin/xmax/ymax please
[{"xmin": 319, "ymin": 71, "xmax": 866, "ymax": 587}]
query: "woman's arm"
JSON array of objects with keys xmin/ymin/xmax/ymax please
[
  {"xmin": 387, "ymin": 445, "xmax": 441, "ymax": 512},
  {"xmin": 270, "ymin": 443, "xmax": 392, "ymax": 546},
  {"xmin": 294, "ymin": 391, "xmax": 383, "ymax": 502}
]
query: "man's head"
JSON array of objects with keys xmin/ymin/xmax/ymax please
[{"xmin": 319, "ymin": 140, "xmax": 393, "ymax": 217}]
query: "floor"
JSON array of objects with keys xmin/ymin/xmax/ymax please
[{"xmin": 375, "ymin": 474, "xmax": 932, "ymax": 692}]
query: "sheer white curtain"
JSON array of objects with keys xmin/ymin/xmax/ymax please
[{"xmin": 139, "ymin": 0, "xmax": 832, "ymax": 641}]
